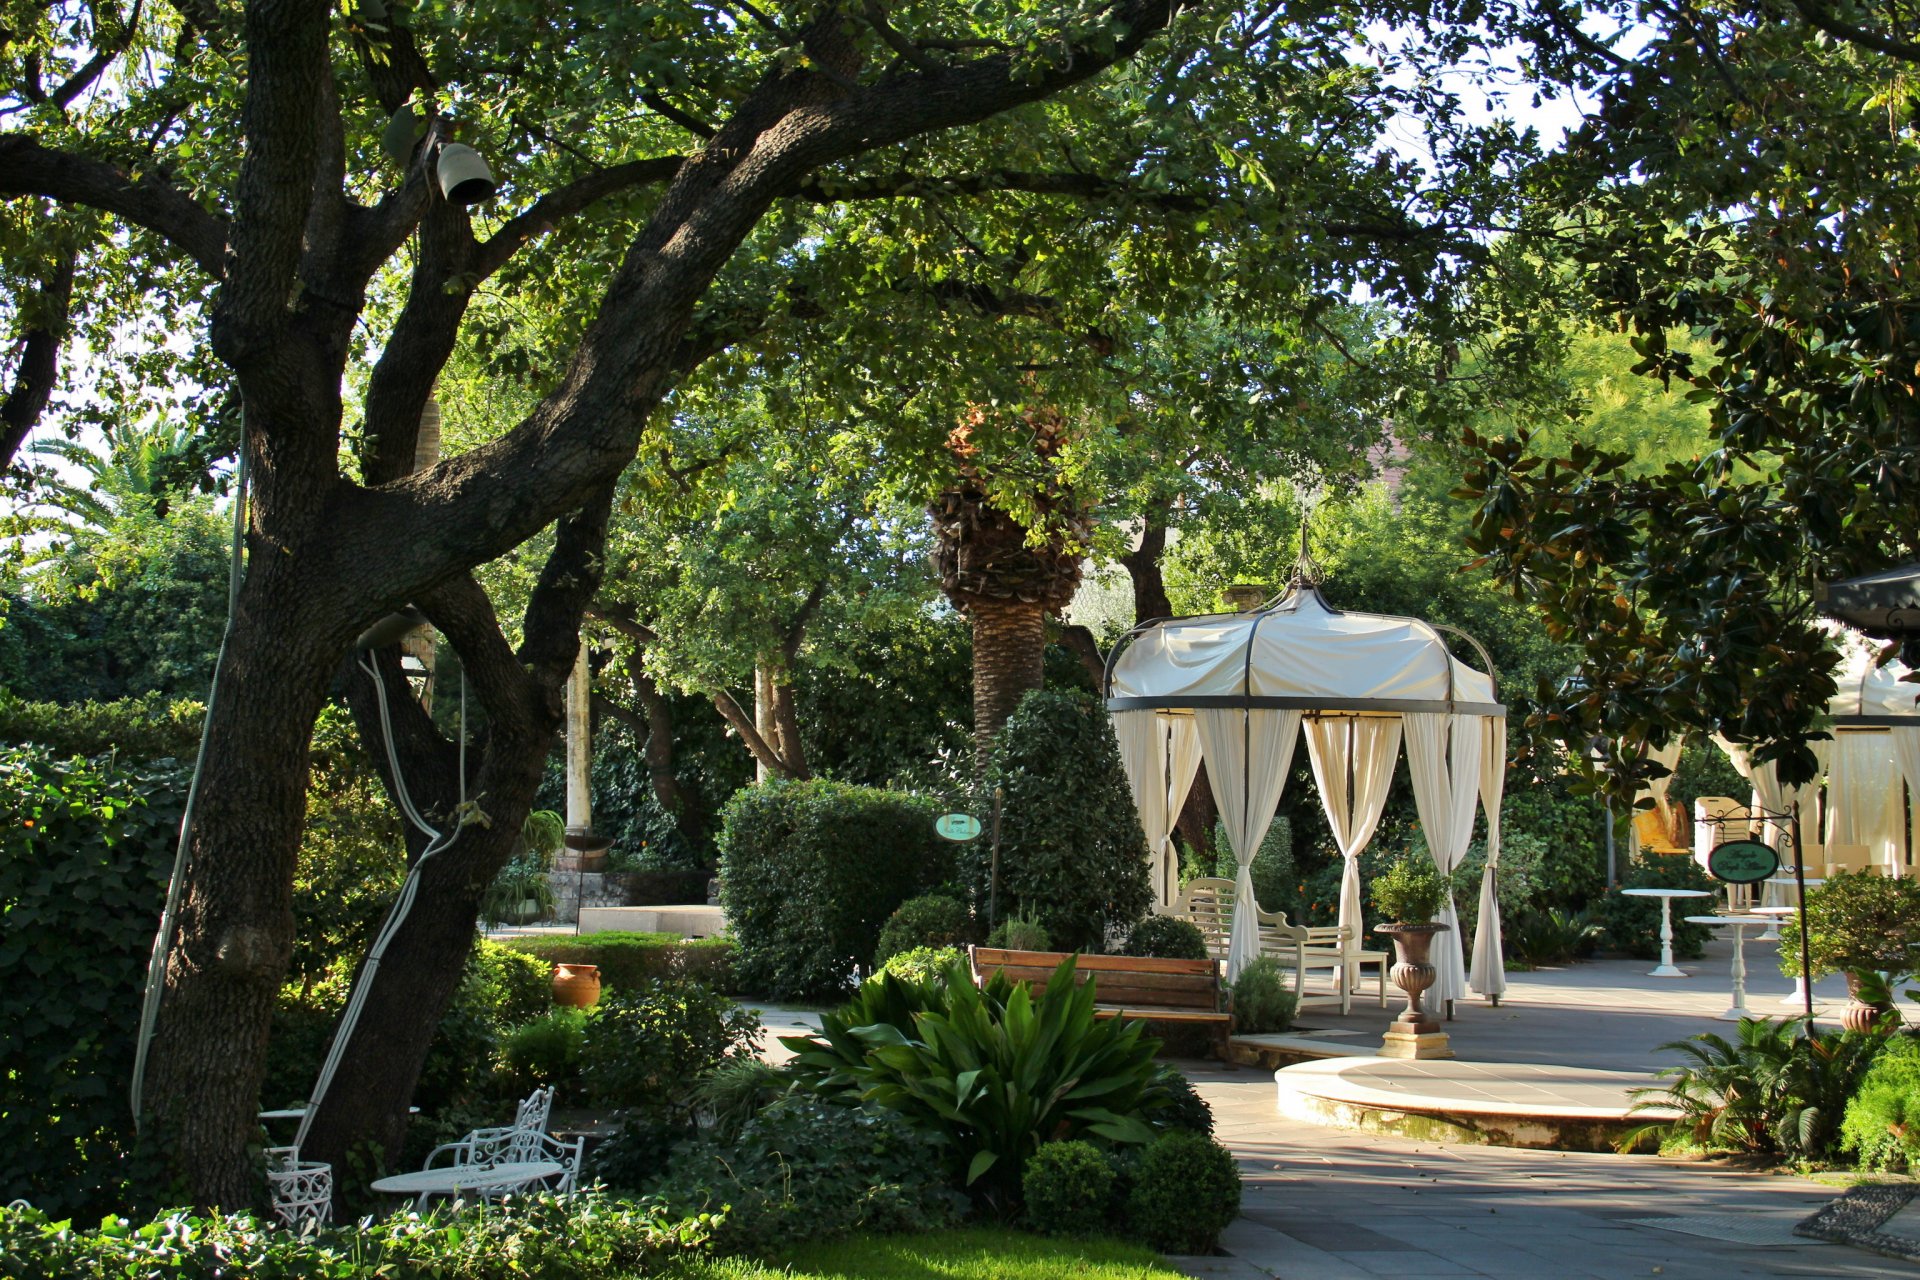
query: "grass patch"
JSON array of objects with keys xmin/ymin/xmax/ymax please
[{"xmin": 663, "ymin": 1228, "xmax": 1187, "ymax": 1279}]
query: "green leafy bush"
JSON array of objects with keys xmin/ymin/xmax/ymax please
[
  {"xmin": 1211, "ymin": 814, "xmax": 1293, "ymax": 911},
  {"xmin": 875, "ymin": 894, "xmax": 974, "ymax": 968},
  {"xmin": 290, "ymin": 704, "xmax": 406, "ymax": 994},
  {"xmin": 1627, "ymin": 1017, "xmax": 1890, "ymax": 1161},
  {"xmin": 501, "ymin": 931, "xmax": 737, "ymax": 993},
  {"xmin": 1124, "ymin": 1130, "xmax": 1242, "ymax": 1254},
  {"xmin": 985, "ymin": 912, "xmax": 1050, "ymax": 950},
  {"xmin": 1841, "ymin": 1033, "xmax": 1920, "ymax": 1171},
  {"xmin": 1369, "ymin": 857, "xmax": 1449, "ymax": 923},
  {"xmin": 784, "ymin": 957, "xmax": 1169, "ymax": 1206},
  {"xmin": 1506, "ymin": 907, "xmax": 1601, "ymax": 968},
  {"xmin": 1597, "ymin": 854, "xmax": 1715, "ymax": 960},
  {"xmin": 974, "ymin": 690, "xmax": 1153, "ymax": 952},
  {"xmin": 0, "ymin": 746, "xmax": 183, "ymax": 1216},
  {"xmin": 879, "ymin": 945, "xmax": 968, "ymax": 988},
  {"xmin": 1149, "ymin": 1066, "xmax": 1214, "ymax": 1137},
  {"xmin": 467, "ymin": 936, "xmax": 557, "ymax": 1028},
  {"xmin": 718, "ymin": 779, "xmax": 947, "ymax": 999},
  {"xmin": 581, "ymin": 975, "xmax": 761, "ymax": 1112},
  {"xmin": 501, "ymin": 1009, "xmax": 589, "ymax": 1094},
  {"xmin": 1778, "ymin": 871, "xmax": 1920, "ymax": 979},
  {"xmin": 0, "ymin": 1192, "xmax": 715, "ymax": 1280},
  {"xmin": 1231, "ymin": 956, "xmax": 1298, "ymax": 1033},
  {"xmin": 1022, "ymin": 1140, "xmax": 1114, "ymax": 1236},
  {"xmin": 648, "ymin": 1097, "xmax": 965, "ymax": 1250},
  {"xmin": 1452, "ymin": 830, "xmax": 1549, "ymax": 920},
  {"xmin": 0, "ymin": 690, "xmax": 204, "ymax": 760},
  {"xmin": 1121, "ymin": 915, "xmax": 1210, "ymax": 960}
]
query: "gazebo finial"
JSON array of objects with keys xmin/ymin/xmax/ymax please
[{"xmin": 1291, "ymin": 500, "xmax": 1324, "ymax": 587}]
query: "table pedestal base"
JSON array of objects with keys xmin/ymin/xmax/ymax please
[{"xmin": 1649, "ymin": 963, "xmax": 1687, "ymax": 978}]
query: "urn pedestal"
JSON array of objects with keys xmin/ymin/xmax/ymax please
[{"xmin": 1375, "ymin": 922, "xmax": 1454, "ymax": 1060}]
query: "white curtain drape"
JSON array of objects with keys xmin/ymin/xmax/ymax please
[
  {"xmin": 1163, "ymin": 715, "xmax": 1203, "ymax": 902},
  {"xmin": 1828, "ymin": 732, "xmax": 1901, "ymax": 872},
  {"xmin": 1194, "ymin": 707, "xmax": 1301, "ymax": 979},
  {"xmin": 1715, "ymin": 736, "xmax": 1826, "ymax": 860},
  {"xmin": 1403, "ymin": 712, "xmax": 1483, "ymax": 1012},
  {"xmin": 1304, "ymin": 716, "xmax": 1402, "ymax": 979},
  {"xmin": 1114, "ymin": 711, "xmax": 1171, "ymax": 904},
  {"xmin": 1469, "ymin": 716, "xmax": 1508, "ymax": 998},
  {"xmin": 1893, "ymin": 728, "xmax": 1920, "ymax": 880}
]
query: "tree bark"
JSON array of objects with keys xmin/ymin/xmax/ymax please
[
  {"xmin": 1120, "ymin": 502, "xmax": 1173, "ymax": 624},
  {"xmin": 1174, "ymin": 758, "xmax": 1219, "ymax": 863},
  {"xmin": 0, "ymin": 246, "xmax": 75, "ymax": 470},
  {"xmin": 970, "ymin": 599, "xmax": 1048, "ymax": 772},
  {"xmin": 1055, "ymin": 621, "xmax": 1107, "ymax": 690}
]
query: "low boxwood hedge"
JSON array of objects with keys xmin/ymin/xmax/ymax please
[{"xmin": 500, "ymin": 931, "xmax": 737, "ymax": 993}]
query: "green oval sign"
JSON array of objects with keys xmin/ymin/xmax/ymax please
[
  {"xmin": 1707, "ymin": 839, "xmax": 1780, "ymax": 885},
  {"xmin": 935, "ymin": 813, "xmax": 983, "ymax": 842}
]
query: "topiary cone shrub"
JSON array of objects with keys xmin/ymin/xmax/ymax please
[{"xmin": 972, "ymin": 689, "xmax": 1153, "ymax": 952}]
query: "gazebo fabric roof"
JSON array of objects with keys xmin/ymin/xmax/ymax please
[
  {"xmin": 1106, "ymin": 586, "xmax": 1500, "ymax": 714},
  {"xmin": 1829, "ymin": 634, "xmax": 1920, "ymax": 724}
]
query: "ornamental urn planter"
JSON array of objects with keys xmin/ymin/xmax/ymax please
[
  {"xmin": 552, "ymin": 963, "xmax": 602, "ymax": 1008},
  {"xmin": 1841, "ymin": 971, "xmax": 1896, "ymax": 1034},
  {"xmin": 1374, "ymin": 922, "xmax": 1454, "ymax": 1059}
]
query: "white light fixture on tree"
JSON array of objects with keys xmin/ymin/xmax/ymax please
[{"xmin": 436, "ymin": 143, "xmax": 497, "ymax": 205}]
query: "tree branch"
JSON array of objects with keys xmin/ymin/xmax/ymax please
[
  {"xmin": 0, "ymin": 247, "xmax": 76, "ymax": 469},
  {"xmin": 0, "ymin": 136, "xmax": 227, "ymax": 275},
  {"xmin": 1787, "ymin": 0, "xmax": 1920, "ymax": 62},
  {"xmin": 473, "ymin": 156, "xmax": 686, "ymax": 278}
]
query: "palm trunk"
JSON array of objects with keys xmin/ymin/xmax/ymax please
[{"xmin": 970, "ymin": 599, "xmax": 1048, "ymax": 771}]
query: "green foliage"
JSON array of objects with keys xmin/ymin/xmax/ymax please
[
  {"xmin": 290, "ymin": 704, "xmax": 406, "ymax": 993},
  {"xmin": 465, "ymin": 938, "xmax": 558, "ymax": 1030},
  {"xmin": 692, "ymin": 1226, "xmax": 1189, "ymax": 1280},
  {"xmin": 1597, "ymin": 855, "xmax": 1715, "ymax": 961},
  {"xmin": 479, "ymin": 853, "xmax": 558, "ymax": 925},
  {"xmin": 0, "ymin": 690, "xmax": 204, "ymax": 760},
  {"xmin": 1211, "ymin": 815, "xmax": 1293, "ymax": 912},
  {"xmin": 1147, "ymin": 1066, "xmax": 1214, "ymax": 1138},
  {"xmin": 500, "ymin": 931, "xmax": 737, "ymax": 993},
  {"xmin": 0, "ymin": 746, "xmax": 182, "ymax": 1215},
  {"xmin": 1021, "ymin": 1141, "xmax": 1114, "ymax": 1236},
  {"xmin": 879, "ymin": 946, "xmax": 968, "ymax": 990},
  {"xmin": 0, "ymin": 1192, "xmax": 715, "ymax": 1279},
  {"xmin": 1841, "ymin": 1034, "xmax": 1920, "ymax": 1172},
  {"xmin": 1370, "ymin": 858, "xmax": 1449, "ymax": 923},
  {"xmin": 784, "ymin": 958, "xmax": 1169, "ymax": 1206},
  {"xmin": 1778, "ymin": 871, "xmax": 1920, "ymax": 979},
  {"xmin": 976, "ymin": 691, "xmax": 1153, "ymax": 952},
  {"xmin": 1230, "ymin": 956, "xmax": 1298, "ymax": 1034},
  {"xmin": 1500, "ymin": 773, "xmax": 1606, "ymax": 910},
  {"xmin": 985, "ymin": 913, "xmax": 1051, "ymax": 951},
  {"xmin": 1120, "ymin": 916, "xmax": 1210, "ymax": 961},
  {"xmin": 1123, "ymin": 1131, "xmax": 1242, "ymax": 1255},
  {"xmin": 581, "ymin": 974, "xmax": 761, "ymax": 1112},
  {"xmin": 650, "ymin": 1097, "xmax": 966, "ymax": 1250},
  {"xmin": 1627, "ymin": 1018, "xmax": 1891, "ymax": 1162},
  {"xmin": 1505, "ymin": 908, "xmax": 1600, "ymax": 968},
  {"xmin": 719, "ymin": 779, "xmax": 947, "ymax": 999},
  {"xmin": 875, "ymin": 894, "xmax": 975, "ymax": 968},
  {"xmin": 500, "ymin": 1009, "xmax": 590, "ymax": 1095},
  {"xmin": 1452, "ymin": 831, "xmax": 1549, "ymax": 922}
]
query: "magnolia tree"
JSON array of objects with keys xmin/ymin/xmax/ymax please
[{"xmin": 0, "ymin": 0, "xmax": 1540, "ymax": 1202}]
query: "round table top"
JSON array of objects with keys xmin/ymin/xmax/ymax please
[
  {"xmin": 259, "ymin": 1104, "xmax": 418, "ymax": 1121},
  {"xmin": 1765, "ymin": 876, "xmax": 1824, "ymax": 886},
  {"xmin": 1750, "ymin": 906, "xmax": 1797, "ymax": 917},
  {"xmin": 1621, "ymin": 887, "xmax": 1714, "ymax": 898},
  {"xmin": 1684, "ymin": 914, "xmax": 1772, "ymax": 926},
  {"xmin": 370, "ymin": 1161, "xmax": 564, "ymax": 1196}
]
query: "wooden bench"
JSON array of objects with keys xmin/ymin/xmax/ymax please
[
  {"xmin": 968, "ymin": 946, "xmax": 1232, "ymax": 1059},
  {"xmin": 1174, "ymin": 876, "xmax": 1386, "ymax": 1014}
]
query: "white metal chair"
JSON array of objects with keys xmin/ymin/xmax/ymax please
[
  {"xmin": 264, "ymin": 1146, "xmax": 332, "ymax": 1233},
  {"xmin": 420, "ymin": 1086, "xmax": 582, "ymax": 1199}
]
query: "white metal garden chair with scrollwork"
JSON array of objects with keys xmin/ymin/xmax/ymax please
[{"xmin": 263, "ymin": 1146, "xmax": 332, "ymax": 1233}]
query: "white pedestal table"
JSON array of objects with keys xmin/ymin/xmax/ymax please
[
  {"xmin": 1621, "ymin": 887, "xmax": 1713, "ymax": 977},
  {"xmin": 1684, "ymin": 914, "xmax": 1771, "ymax": 1020}
]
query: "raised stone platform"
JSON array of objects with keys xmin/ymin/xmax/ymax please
[
  {"xmin": 576, "ymin": 903, "xmax": 727, "ymax": 938},
  {"xmin": 1272, "ymin": 1056, "xmax": 1677, "ymax": 1153}
]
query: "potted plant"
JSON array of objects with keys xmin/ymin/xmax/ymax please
[
  {"xmin": 1779, "ymin": 871, "xmax": 1920, "ymax": 1032},
  {"xmin": 1370, "ymin": 858, "xmax": 1452, "ymax": 1043},
  {"xmin": 480, "ymin": 853, "xmax": 558, "ymax": 926},
  {"xmin": 519, "ymin": 809, "xmax": 566, "ymax": 869}
]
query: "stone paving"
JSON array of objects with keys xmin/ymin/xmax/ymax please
[{"xmin": 1178, "ymin": 1061, "xmax": 1920, "ymax": 1280}]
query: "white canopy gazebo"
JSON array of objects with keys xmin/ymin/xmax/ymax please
[{"xmin": 1103, "ymin": 582, "xmax": 1507, "ymax": 1010}]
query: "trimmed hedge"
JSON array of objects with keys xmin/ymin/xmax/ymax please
[
  {"xmin": 0, "ymin": 690, "xmax": 205, "ymax": 761},
  {"xmin": 500, "ymin": 931, "xmax": 737, "ymax": 993},
  {"xmin": 718, "ymin": 780, "xmax": 948, "ymax": 999}
]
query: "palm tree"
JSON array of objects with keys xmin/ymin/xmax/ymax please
[
  {"xmin": 27, "ymin": 419, "xmax": 210, "ymax": 529},
  {"xmin": 930, "ymin": 405, "xmax": 1093, "ymax": 769}
]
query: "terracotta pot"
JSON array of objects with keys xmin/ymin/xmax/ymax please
[
  {"xmin": 552, "ymin": 963, "xmax": 602, "ymax": 1008},
  {"xmin": 1375, "ymin": 922, "xmax": 1451, "ymax": 1036},
  {"xmin": 1842, "ymin": 971, "xmax": 1895, "ymax": 1034}
]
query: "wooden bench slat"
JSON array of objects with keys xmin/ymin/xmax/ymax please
[
  {"xmin": 969, "ymin": 946, "xmax": 1231, "ymax": 1058},
  {"xmin": 971, "ymin": 948, "xmax": 1217, "ymax": 976}
]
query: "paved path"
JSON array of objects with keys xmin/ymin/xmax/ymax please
[{"xmin": 1181, "ymin": 1062, "xmax": 1918, "ymax": 1280}]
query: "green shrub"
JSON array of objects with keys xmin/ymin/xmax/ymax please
[
  {"xmin": 1452, "ymin": 830, "xmax": 1549, "ymax": 920},
  {"xmin": 875, "ymin": 894, "xmax": 974, "ymax": 968},
  {"xmin": 1370, "ymin": 857, "xmax": 1449, "ymax": 923},
  {"xmin": 1231, "ymin": 956, "xmax": 1298, "ymax": 1034},
  {"xmin": 467, "ymin": 937, "xmax": 557, "ymax": 1029},
  {"xmin": 985, "ymin": 912, "xmax": 1051, "ymax": 950},
  {"xmin": 718, "ymin": 779, "xmax": 948, "ymax": 999},
  {"xmin": 648, "ymin": 1097, "xmax": 965, "ymax": 1250},
  {"xmin": 0, "ymin": 690, "xmax": 205, "ymax": 760},
  {"xmin": 785, "ymin": 957, "xmax": 1169, "ymax": 1206},
  {"xmin": 501, "ymin": 1009, "xmax": 589, "ymax": 1093},
  {"xmin": 0, "ymin": 1191, "xmax": 715, "ymax": 1279},
  {"xmin": 1841, "ymin": 1033, "xmax": 1920, "ymax": 1171},
  {"xmin": 1506, "ymin": 907, "xmax": 1601, "ymax": 967},
  {"xmin": 0, "ymin": 746, "xmax": 183, "ymax": 1216},
  {"xmin": 1124, "ymin": 1130, "xmax": 1242, "ymax": 1254},
  {"xmin": 1598, "ymin": 855, "xmax": 1715, "ymax": 961},
  {"xmin": 290, "ymin": 704, "xmax": 406, "ymax": 993},
  {"xmin": 501, "ymin": 931, "xmax": 737, "ymax": 993},
  {"xmin": 1778, "ymin": 871, "xmax": 1920, "ymax": 979},
  {"xmin": 1211, "ymin": 814, "xmax": 1293, "ymax": 912},
  {"xmin": 621, "ymin": 868, "xmax": 714, "ymax": 905},
  {"xmin": 1149, "ymin": 1066, "xmax": 1214, "ymax": 1137},
  {"xmin": 1121, "ymin": 915, "xmax": 1210, "ymax": 960},
  {"xmin": 581, "ymin": 975, "xmax": 761, "ymax": 1112},
  {"xmin": 974, "ymin": 690, "xmax": 1153, "ymax": 953},
  {"xmin": 879, "ymin": 945, "xmax": 968, "ymax": 988},
  {"xmin": 1022, "ymin": 1140, "xmax": 1114, "ymax": 1235}
]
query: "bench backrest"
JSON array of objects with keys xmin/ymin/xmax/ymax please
[{"xmin": 969, "ymin": 946, "xmax": 1221, "ymax": 1011}]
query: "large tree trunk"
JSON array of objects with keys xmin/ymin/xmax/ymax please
[
  {"xmin": 1120, "ymin": 503, "xmax": 1172, "ymax": 624},
  {"xmin": 970, "ymin": 599, "xmax": 1048, "ymax": 771}
]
